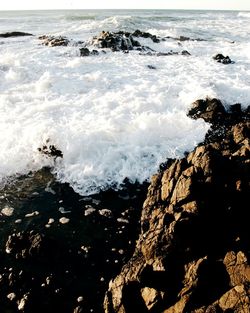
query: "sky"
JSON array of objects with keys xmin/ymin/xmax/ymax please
[{"xmin": 0, "ymin": 0, "xmax": 249, "ymax": 11}]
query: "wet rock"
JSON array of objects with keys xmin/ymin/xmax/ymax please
[
  {"xmin": 132, "ymin": 29, "xmax": 160, "ymax": 43},
  {"xmin": 38, "ymin": 141, "xmax": 63, "ymax": 158},
  {"xmin": 1, "ymin": 205, "xmax": 14, "ymax": 216},
  {"xmin": 104, "ymin": 100, "xmax": 250, "ymax": 313},
  {"xmin": 0, "ymin": 31, "xmax": 33, "ymax": 38},
  {"xmin": 181, "ymin": 50, "xmax": 191, "ymax": 56},
  {"xmin": 18, "ymin": 292, "xmax": 30, "ymax": 310},
  {"xmin": 141, "ymin": 50, "xmax": 191, "ymax": 57},
  {"xmin": 90, "ymin": 30, "xmax": 162, "ymax": 53},
  {"xmin": 73, "ymin": 306, "xmax": 84, "ymax": 313},
  {"xmin": 59, "ymin": 217, "xmax": 70, "ymax": 224},
  {"xmin": 38, "ymin": 35, "xmax": 70, "ymax": 46},
  {"xmin": 91, "ymin": 31, "xmax": 136, "ymax": 51},
  {"xmin": 147, "ymin": 65, "xmax": 156, "ymax": 69},
  {"xmin": 213, "ymin": 53, "xmax": 234, "ymax": 64},
  {"xmin": 79, "ymin": 47, "xmax": 90, "ymax": 56},
  {"xmin": 187, "ymin": 97, "xmax": 226, "ymax": 123},
  {"xmin": 179, "ymin": 35, "xmax": 191, "ymax": 41},
  {"xmin": 164, "ymin": 35, "xmax": 205, "ymax": 42},
  {"xmin": 80, "ymin": 47, "xmax": 100, "ymax": 56},
  {"xmin": 98, "ymin": 209, "xmax": 113, "ymax": 218},
  {"xmin": 5, "ymin": 231, "xmax": 43, "ymax": 259}
]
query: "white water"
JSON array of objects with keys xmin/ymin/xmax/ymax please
[{"xmin": 0, "ymin": 10, "xmax": 249, "ymax": 194}]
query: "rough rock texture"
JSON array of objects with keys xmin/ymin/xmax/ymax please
[
  {"xmin": 90, "ymin": 31, "xmax": 191, "ymax": 56},
  {"xmin": 104, "ymin": 98, "xmax": 250, "ymax": 313},
  {"xmin": 38, "ymin": 35, "xmax": 70, "ymax": 46},
  {"xmin": 91, "ymin": 31, "xmax": 143, "ymax": 51}
]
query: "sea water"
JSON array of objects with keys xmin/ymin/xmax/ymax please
[{"xmin": 0, "ymin": 9, "xmax": 249, "ymax": 195}]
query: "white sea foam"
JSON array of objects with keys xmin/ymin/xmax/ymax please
[
  {"xmin": 0, "ymin": 10, "xmax": 249, "ymax": 195},
  {"xmin": 238, "ymin": 12, "xmax": 250, "ymax": 18}
]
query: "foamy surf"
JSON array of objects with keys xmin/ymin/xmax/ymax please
[{"xmin": 0, "ymin": 9, "xmax": 249, "ymax": 195}]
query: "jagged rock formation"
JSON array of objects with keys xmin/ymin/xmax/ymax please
[
  {"xmin": 38, "ymin": 30, "xmax": 193, "ymax": 56},
  {"xmin": 104, "ymin": 98, "xmax": 250, "ymax": 313},
  {"xmin": 90, "ymin": 30, "xmax": 191, "ymax": 56},
  {"xmin": 90, "ymin": 31, "xmax": 144, "ymax": 51},
  {"xmin": 38, "ymin": 35, "xmax": 70, "ymax": 46}
]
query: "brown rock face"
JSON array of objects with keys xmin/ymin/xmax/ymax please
[{"xmin": 104, "ymin": 99, "xmax": 250, "ymax": 313}]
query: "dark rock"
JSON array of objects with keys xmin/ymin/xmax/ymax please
[
  {"xmin": 147, "ymin": 65, "xmax": 156, "ymax": 69},
  {"xmin": 6, "ymin": 231, "xmax": 43, "ymax": 259},
  {"xmin": 157, "ymin": 51, "xmax": 178, "ymax": 56},
  {"xmin": 181, "ymin": 50, "xmax": 191, "ymax": 56},
  {"xmin": 187, "ymin": 98, "xmax": 226, "ymax": 123},
  {"xmin": 104, "ymin": 101, "xmax": 250, "ymax": 313},
  {"xmin": 132, "ymin": 29, "xmax": 160, "ymax": 43},
  {"xmin": 164, "ymin": 35, "xmax": 205, "ymax": 42},
  {"xmin": 91, "ymin": 31, "xmax": 135, "ymax": 51},
  {"xmin": 179, "ymin": 35, "xmax": 190, "ymax": 41},
  {"xmin": 0, "ymin": 31, "xmax": 33, "ymax": 38},
  {"xmin": 79, "ymin": 47, "xmax": 90, "ymax": 56},
  {"xmin": 229, "ymin": 103, "xmax": 241, "ymax": 114},
  {"xmin": 90, "ymin": 30, "xmax": 161, "ymax": 52},
  {"xmin": 79, "ymin": 48, "xmax": 99, "ymax": 56},
  {"xmin": 38, "ymin": 141, "xmax": 63, "ymax": 158},
  {"xmin": 213, "ymin": 54, "xmax": 234, "ymax": 64},
  {"xmin": 90, "ymin": 49, "xmax": 99, "ymax": 55},
  {"xmin": 140, "ymin": 50, "xmax": 191, "ymax": 57}
]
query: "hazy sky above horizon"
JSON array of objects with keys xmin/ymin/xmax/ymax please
[{"xmin": 0, "ymin": 0, "xmax": 249, "ymax": 11}]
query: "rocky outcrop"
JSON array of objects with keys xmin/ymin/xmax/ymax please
[
  {"xmin": 38, "ymin": 30, "xmax": 193, "ymax": 57},
  {"xmin": 91, "ymin": 31, "xmax": 142, "ymax": 51},
  {"xmin": 104, "ymin": 98, "xmax": 250, "ymax": 313},
  {"xmin": 89, "ymin": 31, "xmax": 192, "ymax": 56},
  {"xmin": 38, "ymin": 35, "xmax": 70, "ymax": 46},
  {"xmin": 0, "ymin": 31, "xmax": 33, "ymax": 38}
]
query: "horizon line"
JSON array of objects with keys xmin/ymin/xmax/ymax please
[{"xmin": 0, "ymin": 8, "xmax": 249, "ymax": 11}]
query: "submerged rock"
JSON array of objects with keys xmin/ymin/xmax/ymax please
[
  {"xmin": 1, "ymin": 205, "xmax": 14, "ymax": 216},
  {"xmin": 0, "ymin": 31, "xmax": 33, "ymax": 38},
  {"xmin": 104, "ymin": 99, "xmax": 250, "ymax": 313},
  {"xmin": 79, "ymin": 47, "xmax": 99, "ymax": 56},
  {"xmin": 5, "ymin": 231, "xmax": 43, "ymax": 259},
  {"xmin": 38, "ymin": 140, "xmax": 63, "ymax": 158},
  {"xmin": 140, "ymin": 50, "xmax": 191, "ymax": 57}
]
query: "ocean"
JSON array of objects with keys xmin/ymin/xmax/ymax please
[{"xmin": 0, "ymin": 9, "xmax": 250, "ymax": 195}]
